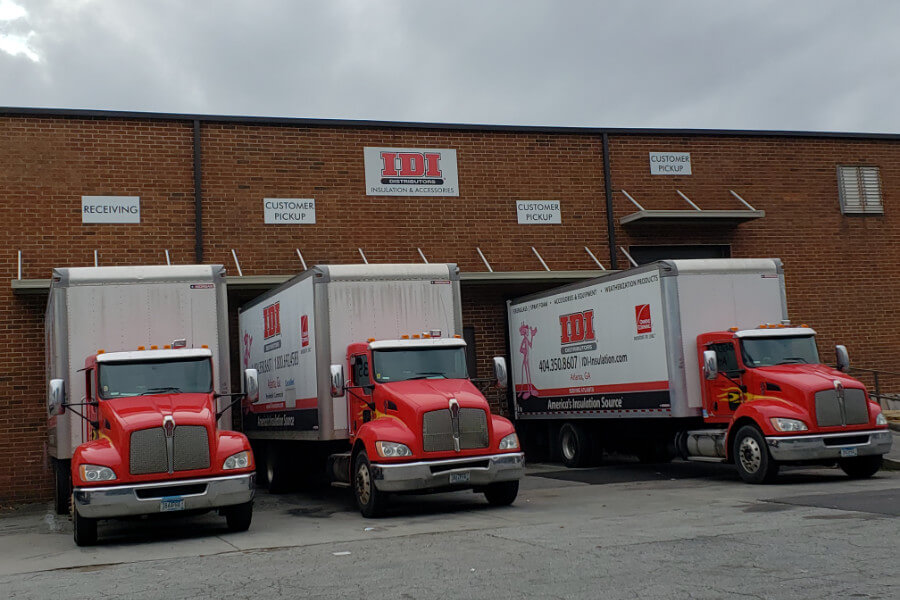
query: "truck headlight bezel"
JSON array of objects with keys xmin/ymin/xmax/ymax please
[
  {"xmin": 770, "ymin": 417, "xmax": 809, "ymax": 432},
  {"xmin": 79, "ymin": 464, "xmax": 117, "ymax": 482},
  {"xmin": 375, "ymin": 441, "xmax": 413, "ymax": 458},
  {"xmin": 499, "ymin": 432, "xmax": 519, "ymax": 450},
  {"xmin": 223, "ymin": 450, "xmax": 251, "ymax": 470}
]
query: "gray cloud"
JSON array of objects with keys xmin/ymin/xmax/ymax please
[{"xmin": 2, "ymin": 0, "xmax": 900, "ymax": 132}]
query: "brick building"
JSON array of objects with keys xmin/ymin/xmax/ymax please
[{"xmin": 1, "ymin": 107, "xmax": 898, "ymax": 504}]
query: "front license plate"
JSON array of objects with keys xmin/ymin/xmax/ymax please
[
  {"xmin": 449, "ymin": 472, "xmax": 470, "ymax": 484},
  {"xmin": 160, "ymin": 496, "xmax": 185, "ymax": 512},
  {"xmin": 840, "ymin": 447, "xmax": 858, "ymax": 458}
]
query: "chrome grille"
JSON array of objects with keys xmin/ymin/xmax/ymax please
[
  {"xmin": 173, "ymin": 426, "xmax": 210, "ymax": 471},
  {"xmin": 423, "ymin": 410, "xmax": 454, "ymax": 452},
  {"xmin": 130, "ymin": 428, "xmax": 168, "ymax": 475},
  {"xmin": 459, "ymin": 408, "xmax": 490, "ymax": 449},
  {"xmin": 815, "ymin": 388, "xmax": 869, "ymax": 427},
  {"xmin": 130, "ymin": 425, "xmax": 210, "ymax": 475},
  {"xmin": 422, "ymin": 408, "xmax": 489, "ymax": 452}
]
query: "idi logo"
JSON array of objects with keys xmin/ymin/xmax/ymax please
[
  {"xmin": 263, "ymin": 302, "xmax": 281, "ymax": 339},
  {"xmin": 380, "ymin": 151, "xmax": 444, "ymax": 183},
  {"xmin": 635, "ymin": 304, "xmax": 652, "ymax": 334},
  {"xmin": 301, "ymin": 314, "xmax": 309, "ymax": 348},
  {"xmin": 559, "ymin": 310, "xmax": 597, "ymax": 354}
]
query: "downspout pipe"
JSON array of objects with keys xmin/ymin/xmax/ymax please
[
  {"xmin": 193, "ymin": 119, "xmax": 204, "ymax": 263},
  {"xmin": 602, "ymin": 132, "xmax": 618, "ymax": 270}
]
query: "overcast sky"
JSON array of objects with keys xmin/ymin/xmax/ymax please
[{"xmin": 2, "ymin": 0, "xmax": 899, "ymax": 133}]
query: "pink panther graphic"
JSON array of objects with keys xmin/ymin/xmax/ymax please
[
  {"xmin": 242, "ymin": 331, "xmax": 253, "ymax": 368},
  {"xmin": 518, "ymin": 322, "xmax": 538, "ymax": 399}
]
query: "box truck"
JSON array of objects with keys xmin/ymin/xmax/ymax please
[
  {"xmin": 507, "ymin": 259, "xmax": 892, "ymax": 483},
  {"xmin": 47, "ymin": 265, "xmax": 257, "ymax": 545},
  {"xmin": 238, "ymin": 264, "xmax": 524, "ymax": 517}
]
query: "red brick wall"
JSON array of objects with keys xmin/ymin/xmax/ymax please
[{"xmin": 2, "ymin": 112, "xmax": 900, "ymax": 504}]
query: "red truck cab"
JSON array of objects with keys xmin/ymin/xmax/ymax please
[
  {"xmin": 697, "ymin": 324, "xmax": 891, "ymax": 482},
  {"xmin": 63, "ymin": 347, "xmax": 256, "ymax": 545},
  {"xmin": 337, "ymin": 337, "xmax": 524, "ymax": 517}
]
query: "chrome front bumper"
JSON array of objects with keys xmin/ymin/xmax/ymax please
[
  {"xmin": 372, "ymin": 452, "xmax": 525, "ymax": 492},
  {"xmin": 73, "ymin": 473, "xmax": 255, "ymax": 519},
  {"xmin": 766, "ymin": 429, "xmax": 892, "ymax": 462}
]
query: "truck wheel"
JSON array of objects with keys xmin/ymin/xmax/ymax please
[
  {"xmin": 266, "ymin": 444, "xmax": 292, "ymax": 493},
  {"xmin": 225, "ymin": 501, "xmax": 253, "ymax": 532},
  {"xmin": 484, "ymin": 480, "xmax": 519, "ymax": 506},
  {"xmin": 353, "ymin": 451, "xmax": 386, "ymax": 518},
  {"xmin": 733, "ymin": 425, "xmax": 779, "ymax": 484},
  {"xmin": 54, "ymin": 459, "xmax": 72, "ymax": 515},
  {"xmin": 559, "ymin": 422, "xmax": 592, "ymax": 468},
  {"xmin": 838, "ymin": 455, "xmax": 882, "ymax": 479},
  {"xmin": 72, "ymin": 502, "xmax": 98, "ymax": 547}
]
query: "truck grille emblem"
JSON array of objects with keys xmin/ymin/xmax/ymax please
[
  {"xmin": 163, "ymin": 416, "xmax": 176, "ymax": 438},
  {"xmin": 163, "ymin": 416, "xmax": 176, "ymax": 474},
  {"xmin": 449, "ymin": 399, "xmax": 461, "ymax": 452}
]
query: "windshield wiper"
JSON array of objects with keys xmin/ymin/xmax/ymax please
[
  {"xmin": 406, "ymin": 372, "xmax": 448, "ymax": 380},
  {"xmin": 139, "ymin": 386, "xmax": 183, "ymax": 395},
  {"xmin": 776, "ymin": 357, "xmax": 809, "ymax": 365}
]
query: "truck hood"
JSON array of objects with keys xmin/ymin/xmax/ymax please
[
  {"xmin": 378, "ymin": 379, "xmax": 487, "ymax": 411},
  {"xmin": 100, "ymin": 393, "xmax": 215, "ymax": 431},
  {"xmin": 754, "ymin": 364, "xmax": 866, "ymax": 393}
]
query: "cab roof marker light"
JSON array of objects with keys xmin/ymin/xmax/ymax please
[
  {"xmin": 137, "ymin": 346, "xmax": 146, "ymax": 351},
  {"xmin": 412, "ymin": 334, "xmax": 421, "ymax": 339},
  {"xmin": 423, "ymin": 333, "xmax": 431, "ymax": 338},
  {"xmin": 367, "ymin": 337, "xmax": 376, "ymax": 343},
  {"xmin": 164, "ymin": 344, "xmax": 171, "ymax": 349},
  {"xmin": 150, "ymin": 345, "xmax": 158, "ymax": 350},
  {"xmin": 454, "ymin": 335, "xmax": 462, "ymax": 339},
  {"xmin": 729, "ymin": 327, "xmax": 738, "ymax": 332},
  {"xmin": 801, "ymin": 324, "xmax": 809, "ymax": 328},
  {"xmin": 97, "ymin": 349, "xmax": 105, "ymax": 354},
  {"xmin": 401, "ymin": 335, "xmax": 410, "ymax": 339},
  {"xmin": 201, "ymin": 344, "xmax": 208, "ymax": 349}
]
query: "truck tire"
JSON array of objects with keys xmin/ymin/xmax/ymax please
[
  {"xmin": 559, "ymin": 422, "xmax": 592, "ymax": 468},
  {"xmin": 54, "ymin": 458, "xmax": 72, "ymax": 515},
  {"xmin": 72, "ymin": 502, "xmax": 98, "ymax": 546},
  {"xmin": 353, "ymin": 451, "xmax": 386, "ymax": 518},
  {"xmin": 266, "ymin": 444, "xmax": 293, "ymax": 493},
  {"xmin": 733, "ymin": 425, "xmax": 779, "ymax": 484},
  {"xmin": 483, "ymin": 480, "xmax": 519, "ymax": 506},
  {"xmin": 838, "ymin": 455, "xmax": 882, "ymax": 479},
  {"xmin": 225, "ymin": 501, "xmax": 253, "ymax": 532}
]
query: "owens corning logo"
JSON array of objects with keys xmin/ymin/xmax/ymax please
[
  {"xmin": 635, "ymin": 304, "xmax": 652, "ymax": 334},
  {"xmin": 559, "ymin": 310, "xmax": 597, "ymax": 355},
  {"xmin": 263, "ymin": 302, "xmax": 281, "ymax": 339},
  {"xmin": 380, "ymin": 151, "xmax": 444, "ymax": 185}
]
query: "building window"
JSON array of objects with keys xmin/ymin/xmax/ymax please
[{"xmin": 837, "ymin": 166, "xmax": 883, "ymax": 215}]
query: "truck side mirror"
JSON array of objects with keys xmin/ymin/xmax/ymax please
[
  {"xmin": 492, "ymin": 357, "xmax": 508, "ymax": 389},
  {"xmin": 702, "ymin": 350, "xmax": 718, "ymax": 380},
  {"xmin": 243, "ymin": 368, "xmax": 259, "ymax": 404},
  {"xmin": 330, "ymin": 364, "xmax": 345, "ymax": 397},
  {"xmin": 48, "ymin": 378, "xmax": 65, "ymax": 415},
  {"xmin": 835, "ymin": 345, "xmax": 850, "ymax": 373}
]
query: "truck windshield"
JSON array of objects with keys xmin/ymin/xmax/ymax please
[
  {"xmin": 98, "ymin": 357, "xmax": 213, "ymax": 399},
  {"xmin": 372, "ymin": 347, "xmax": 468, "ymax": 383},
  {"xmin": 740, "ymin": 336, "xmax": 820, "ymax": 368}
]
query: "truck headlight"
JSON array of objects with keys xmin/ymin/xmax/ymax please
[
  {"xmin": 499, "ymin": 433, "xmax": 519, "ymax": 450},
  {"xmin": 876, "ymin": 413, "xmax": 888, "ymax": 426},
  {"xmin": 770, "ymin": 417, "xmax": 808, "ymax": 432},
  {"xmin": 79, "ymin": 464, "xmax": 117, "ymax": 482},
  {"xmin": 375, "ymin": 441, "xmax": 412, "ymax": 458},
  {"xmin": 223, "ymin": 451, "xmax": 251, "ymax": 470}
]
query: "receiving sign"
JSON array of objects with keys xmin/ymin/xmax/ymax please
[
  {"xmin": 364, "ymin": 147, "xmax": 459, "ymax": 197},
  {"xmin": 516, "ymin": 201, "xmax": 561, "ymax": 224},
  {"xmin": 82, "ymin": 196, "xmax": 140, "ymax": 224},
  {"xmin": 264, "ymin": 199, "xmax": 316, "ymax": 224}
]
